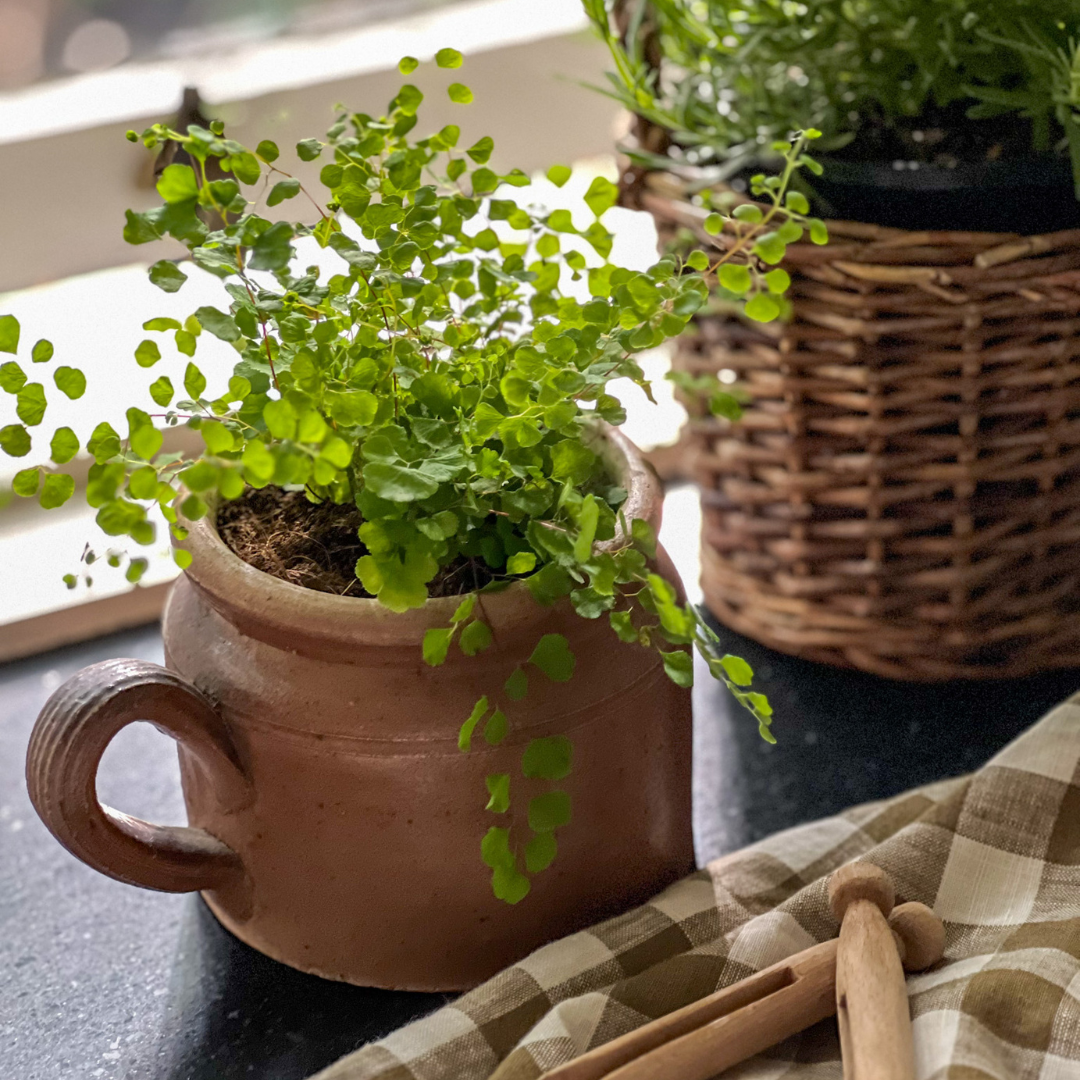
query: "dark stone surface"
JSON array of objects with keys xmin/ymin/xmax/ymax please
[
  {"xmin": 3, "ymin": 621, "xmax": 1079, "ymax": 1079},
  {"xmin": 691, "ymin": 617, "xmax": 1080, "ymax": 864}
]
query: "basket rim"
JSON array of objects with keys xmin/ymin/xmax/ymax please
[{"xmin": 630, "ymin": 166, "xmax": 1080, "ymax": 250}]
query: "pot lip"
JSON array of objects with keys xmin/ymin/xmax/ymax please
[{"xmin": 175, "ymin": 424, "xmax": 660, "ymax": 647}]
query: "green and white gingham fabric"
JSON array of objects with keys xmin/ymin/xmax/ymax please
[{"xmin": 313, "ymin": 691, "xmax": 1080, "ymax": 1080}]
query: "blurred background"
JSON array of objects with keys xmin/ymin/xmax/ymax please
[
  {"xmin": 0, "ymin": 1, "xmax": 469, "ymax": 89},
  {"xmin": 0, "ymin": 0, "xmax": 695, "ymax": 659}
]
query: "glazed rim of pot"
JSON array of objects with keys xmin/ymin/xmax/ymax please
[{"xmin": 174, "ymin": 423, "xmax": 661, "ymax": 650}]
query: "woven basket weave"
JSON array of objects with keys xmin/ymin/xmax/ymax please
[{"xmin": 628, "ymin": 168, "xmax": 1080, "ymax": 679}]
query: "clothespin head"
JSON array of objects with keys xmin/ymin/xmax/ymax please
[
  {"xmin": 829, "ymin": 861, "xmax": 895, "ymax": 922},
  {"xmin": 890, "ymin": 901, "xmax": 945, "ymax": 972}
]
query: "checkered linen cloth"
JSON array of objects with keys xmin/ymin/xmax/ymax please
[{"xmin": 313, "ymin": 690, "xmax": 1080, "ymax": 1080}]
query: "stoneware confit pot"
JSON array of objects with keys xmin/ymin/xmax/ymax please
[{"xmin": 25, "ymin": 427, "xmax": 693, "ymax": 990}]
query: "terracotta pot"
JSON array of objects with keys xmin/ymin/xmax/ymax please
[{"xmin": 25, "ymin": 428, "xmax": 693, "ymax": 990}]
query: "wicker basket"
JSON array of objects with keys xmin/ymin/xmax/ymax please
[{"xmin": 627, "ymin": 166, "xmax": 1080, "ymax": 679}]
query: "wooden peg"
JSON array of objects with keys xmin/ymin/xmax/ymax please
[
  {"xmin": 829, "ymin": 863, "xmax": 914, "ymax": 1080},
  {"xmin": 542, "ymin": 897, "xmax": 943, "ymax": 1080},
  {"xmin": 546, "ymin": 940, "xmax": 837, "ymax": 1080}
]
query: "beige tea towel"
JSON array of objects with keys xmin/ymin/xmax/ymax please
[{"xmin": 313, "ymin": 690, "xmax": 1080, "ymax": 1080}]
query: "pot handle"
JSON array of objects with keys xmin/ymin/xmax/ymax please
[{"xmin": 26, "ymin": 658, "xmax": 248, "ymax": 893}]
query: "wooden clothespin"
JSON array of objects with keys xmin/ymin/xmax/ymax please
[
  {"xmin": 543, "ymin": 882, "xmax": 943, "ymax": 1080},
  {"xmin": 830, "ymin": 863, "xmax": 939, "ymax": 1080}
]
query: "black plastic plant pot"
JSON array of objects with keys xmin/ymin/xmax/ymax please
[{"xmin": 805, "ymin": 157, "xmax": 1080, "ymax": 235}]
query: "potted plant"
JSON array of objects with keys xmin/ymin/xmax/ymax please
[
  {"xmin": 585, "ymin": 0, "xmax": 1080, "ymax": 681},
  {"xmin": 6, "ymin": 53, "xmax": 814, "ymax": 990},
  {"xmin": 588, "ymin": 0, "xmax": 1080, "ymax": 232}
]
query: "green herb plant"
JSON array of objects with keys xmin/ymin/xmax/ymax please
[
  {"xmin": 1, "ymin": 53, "xmax": 812, "ymax": 903},
  {"xmin": 585, "ymin": 0, "xmax": 1080, "ymax": 193}
]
